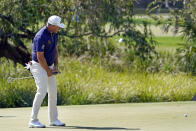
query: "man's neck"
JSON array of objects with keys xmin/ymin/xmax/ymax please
[{"xmin": 47, "ymin": 26, "xmax": 54, "ymax": 33}]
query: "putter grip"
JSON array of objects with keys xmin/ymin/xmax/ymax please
[{"xmin": 52, "ymin": 72, "xmax": 60, "ymax": 75}]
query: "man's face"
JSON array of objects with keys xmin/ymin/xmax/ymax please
[{"xmin": 51, "ymin": 25, "xmax": 60, "ymax": 33}]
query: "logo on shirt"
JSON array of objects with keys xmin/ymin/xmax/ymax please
[{"xmin": 48, "ymin": 40, "xmax": 51, "ymax": 44}]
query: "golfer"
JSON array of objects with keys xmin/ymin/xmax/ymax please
[{"xmin": 29, "ymin": 15, "xmax": 65, "ymax": 128}]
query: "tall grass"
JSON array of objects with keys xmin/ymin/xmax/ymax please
[
  {"xmin": 0, "ymin": 58, "xmax": 36, "ymax": 107},
  {"xmin": 56, "ymin": 57, "xmax": 196, "ymax": 105},
  {"xmin": 0, "ymin": 57, "xmax": 196, "ymax": 108}
]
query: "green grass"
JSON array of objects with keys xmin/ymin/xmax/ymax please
[
  {"xmin": 153, "ymin": 36, "xmax": 186, "ymax": 52},
  {"xmin": 56, "ymin": 57, "xmax": 196, "ymax": 105},
  {"xmin": 1, "ymin": 57, "xmax": 196, "ymax": 107},
  {"xmin": 154, "ymin": 37, "xmax": 185, "ymax": 47},
  {"xmin": 1, "ymin": 102, "xmax": 196, "ymax": 131}
]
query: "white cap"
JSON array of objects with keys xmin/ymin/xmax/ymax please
[{"xmin": 48, "ymin": 15, "xmax": 65, "ymax": 28}]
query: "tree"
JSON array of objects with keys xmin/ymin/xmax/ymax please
[
  {"xmin": 148, "ymin": 0, "xmax": 196, "ymax": 74},
  {"xmin": 170, "ymin": 0, "xmax": 196, "ymax": 74},
  {"xmin": 0, "ymin": 0, "xmax": 156, "ymax": 66}
]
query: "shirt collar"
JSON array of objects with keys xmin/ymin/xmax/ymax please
[{"xmin": 45, "ymin": 26, "xmax": 51, "ymax": 35}]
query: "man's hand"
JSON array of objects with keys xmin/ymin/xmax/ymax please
[
  {"xmin": 47, "ymin": 69, "xmax": 53, "ymax": 77},
  {"xmin": 37, "ymin": 52, "xmax": 53, "ymax": 77},
  {"xmin": 53, "ymin": 65, "xmax": 59, "ymax": 73}
]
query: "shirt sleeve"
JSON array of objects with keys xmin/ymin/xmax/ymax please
[{"xmin": 34, "ymin": 35, "xmax": 45, "ymax": 52}]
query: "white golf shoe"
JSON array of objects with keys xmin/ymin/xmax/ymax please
[
  {"xmin": 49, "ymin": 119, "xmax": 65, "ymax": 126},
  {"xmin": 29, "ymin": 120, "xmax": 46, "ymax": 128}
]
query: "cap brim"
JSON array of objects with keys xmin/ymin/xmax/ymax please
[{"xmin": 58, "ymin": 23, "xmax": 65, "ymax": 28}]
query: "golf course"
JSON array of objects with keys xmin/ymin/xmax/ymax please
[{"xmin": 1, "ymin": 1, "xmax": 196, "ymax": 131}]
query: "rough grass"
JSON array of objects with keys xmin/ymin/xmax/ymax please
[
  {"xmin": 56, "ymin": 57, "xmax": 196, "ymax": 105},
  {"xmin": 2, "ymin": 56, "xmax": 195, "ymax": 107}
]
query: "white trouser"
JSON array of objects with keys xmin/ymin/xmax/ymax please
[{"xmin": 30, "ymin": 61, "xmax": 58, "ymax": 123}]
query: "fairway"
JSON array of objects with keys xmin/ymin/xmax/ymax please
[
  {"xmin": 0, "ymin": 102, "xmax": 196, "ymax": 131},
  {"xmin": 154, "ymin": 36, "xmax": 185, "ymax": 52}
]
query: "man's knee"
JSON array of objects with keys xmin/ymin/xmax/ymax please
[{"xmin": 36, "ymin": 85, "xmax": 47, "ymax": 96}]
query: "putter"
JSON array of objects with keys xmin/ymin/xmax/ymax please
[{"xmin": 7, "ymin": 76, "xmax": 33, "ymax": 83}]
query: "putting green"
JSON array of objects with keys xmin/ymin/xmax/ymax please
[{"xmin": 0, "ymin": 102, "xmax": 196, "ymax": 131}]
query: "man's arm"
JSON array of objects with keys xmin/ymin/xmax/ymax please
[
  {"xmin": 53, "ymin": 46, "xmax": 59, "ymax": 72},
  {"xmin": 37, "ymin": 52, "xmax": 53, "ymax": 77}
]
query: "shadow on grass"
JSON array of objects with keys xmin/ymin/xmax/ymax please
[
  {"xmin": 49, "ymin": 125, "xmax": 140, "ymax": 130},
  {"xmin": 0, "ymin": 116, "xmax": 16, "ymax": 118}
]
